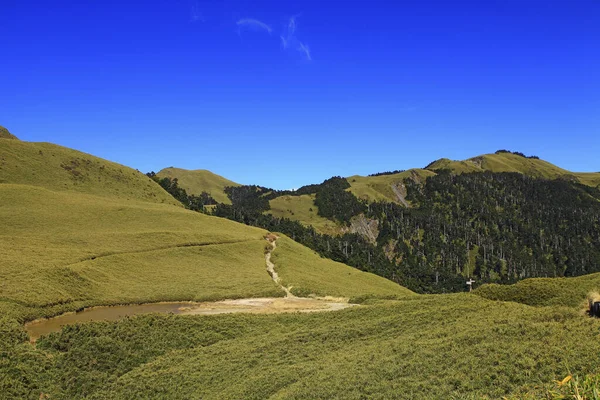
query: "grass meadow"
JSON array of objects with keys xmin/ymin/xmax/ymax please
[
  {"xmin": 2, "ymin": 138, "xmax": 600, "ymax": 399},
  {"xmin": 271, "ymin": 235, "xmax": 414, "ymax": 299},
  {"xmin": 267, "ymin": 194, "xmax": 341, "ymax": 235},
  {"xmin": 156, "ymin": 167, "xmax": 240, "ymax": 204},
  {"xmin": 3, "ymin": 290, "xmax": 600, "ymax": 399}
]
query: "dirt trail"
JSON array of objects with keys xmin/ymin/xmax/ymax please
[{"xmin": 265, "ymin": 236, "xmax": 294, "ymax": 297}]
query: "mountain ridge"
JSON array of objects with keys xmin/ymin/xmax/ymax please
[{"xmin": 163, "ymin": 150, "xmax": 600, "ymax": 206}]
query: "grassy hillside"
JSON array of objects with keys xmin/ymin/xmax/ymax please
[
  {"xmin": 0, "ymin": 139, "xmax": 179, "ymax": 204},
  {"xmin": 4, "ymin": 137, "xmax": 600, "ymax": 399},
  {"xmin": 347, "ymin": 169, "xmax": 436, "ymax": 203},
  {"xmin": 575, "ymin": 172, "xmax": 600, "ymax": 187},
  {"xmin": 474, "ymin": 273, "xmax": 600, "ymax": 308},
  {"xmin": 426, "ymin": 152, "xmax": 600, "ymax": 186},
  {"xmin": 0, "ymin": 125, "xmax": 19, "ymax": 140},
  {"xmin": 1, "ymin": 184, "xmax": 413, "ymax": 317},
  {"xmin": 4, "ymin": 291, "xmax": 599, "ymax": 399},
  {"xmin": 0, "ymin": 184, "xmax": 278, "ymax": 311},
  {"xmin": 0, "ymin": 139, "xmax": 411, "ymax": 318},
  {"xmin": 267, "ymin": 194, "xmax": 340, "ymax": 235},
  {"xmin": 272, "ymin": 236, "xmax": 415, "ymax": 299},
  {"xmin": 156, "ymin": 167, "xmax": 240, "ymax": 204}
]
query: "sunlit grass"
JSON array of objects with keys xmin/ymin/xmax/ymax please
[{"xmin": 156, "ymin": 167, "xmax": 240, "ymax": 204}]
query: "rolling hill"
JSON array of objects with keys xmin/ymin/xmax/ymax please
[
  {"xmin": 161, "ymin": 150, "xmax": 599, "ymax": 216},
  {"xmin": 0, "ymin": 138, "xmax": 180, "ymax": 204},
  {"xmin": 3, "ymin": 132, "xmax": 600, "ymax": 399},
  {"xmin": 347, "ymin": 168, "xmax": 436, "ymax": 204},
  {"xmin": 0, "ymin": 133, "xmax": 411, "ymax": 321},
  {"xmin": 0, "ymin": 134, "xmax": 416, "ymax": 399},
  {"xmin": 156, "ymin": 167, "xmax": 240, "ymax": 204},
  {"xmin": 425, "ymin": 151, "xmax": 600, "ymax": 186}
]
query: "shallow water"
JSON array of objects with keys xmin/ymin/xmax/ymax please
[
  {"xmin": 25, "ymin": 298, "xmax": 354, "ymax": 341},
  {"xmin": 25, "ymin": 303, "xmax": 191, "ymax": 341}
]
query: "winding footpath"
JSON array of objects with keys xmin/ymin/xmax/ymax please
[{"xmin": 265, "ymin": 236, "xmax": 294, "ymax": 297}]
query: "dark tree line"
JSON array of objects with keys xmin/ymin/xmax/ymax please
[
  {"xmin": 368, "ymin": 170, "xmax": 406, "ymax": 177},
  {"xmin": 494, "ymin": 150, "xmax": 539, "ymax": 159}
]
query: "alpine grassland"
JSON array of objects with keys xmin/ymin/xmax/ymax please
[
  {"xmin": 0, "ymin": 183, "xmax": 280, "ymax": 310},
  {"xmin": 425, "ymin": 151, "xmax": 600, "ymax": 186},
  {"xmin": 267, "ymin": 194, "xmax": 340, "ymax": 235},
  {"xmin": 347, "ymin": 169, "xmax": 435, "ymax": 203},
  {"xmin": 3, "ymin": 136, "xmax": 600, "ymax": 399},
  {"xmin": 0, "ymin": 139, "xmax": 179, "ymax": 204},
  {"xmin": 4, "ymin": 291, "xmax": 600, "ymax": 399},
  {"xmin": 271, "ymin": 235, "xmax": 414, "ymax": 299},
  {"xmin": 474, "ymin": 272, "xmax": 600, "ymax": 308},
  {"xmin": 156, "ymin": 167, "xmax": 240, "ymax": 204}
]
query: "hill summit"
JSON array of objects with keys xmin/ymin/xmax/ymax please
[
  {"xmin": 424, "ymin": 150, "xmax": 600, "ymax": 186},
  {"xmin": 156, "ymin": 167, "xmax": 240, "ymax": 204},
  {"xmin": 0, "ymin": 125, "xmax": 19, "ymax": 140}
]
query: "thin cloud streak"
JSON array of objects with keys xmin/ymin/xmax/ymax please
[
  {"xmin": 280, "ymin": 15, "xmax": 311, "ymax": 61},
  {"xmin": 298, "ymin": 42, "xmax": 311, "ymax": 61},
  {"xmin": 236, "ymin": 18, "xmax": 273, "ymax": 34}
]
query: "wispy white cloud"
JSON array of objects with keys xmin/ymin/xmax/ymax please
[
  {"xmin": 236, "ymin": 18, "xmax": 273, "ymax": 35},
  {"xmin": 288, "ymin": 15, "xmax": 297, "ymax": 37},
  {"xmin": 280, "ymin": 15, "xmax": 311, "ymax": 61},
  {"xmin": 297, "ymin": 42, "xmax": 311, "ymax": 61},
  {"xmin": 232, "ymin": 13, "xmax": 312, "ymax": 62}
]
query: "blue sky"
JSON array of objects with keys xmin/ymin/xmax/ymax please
[{"xmin": 1, "ymin": 0, "xmax": 599, "ymax": 189}]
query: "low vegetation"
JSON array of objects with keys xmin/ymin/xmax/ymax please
[
  {"xmin": 474, "ymin": 272, "xmax": 600, "ymax": 308},
  {"xmin": 3, "ymin": 136, "xmax": 600, "ymax": 399},
  {"xmin": 3, "ymin": 290, "xmax": 600, "ymax": 399}
]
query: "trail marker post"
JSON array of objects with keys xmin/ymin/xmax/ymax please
[{"xmin": 466, "ymin": 279, "xmax": 475, "ymax": 292}]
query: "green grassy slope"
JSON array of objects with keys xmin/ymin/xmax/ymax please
[
  {"xmin": 575, "ymin": 172, "xmax": 600, "ymax": 187},
  {"xmin": 0, "ymin": 184, "xmax": 278, "ymax": 311},
  {"xmin": 347, "ymin": 169, "xmax": 436, "ymax": 203},
  {"xmin": 474, "ymin": 272, "xmax": 600, "ymax": 308},
  {"xmin": 272, "ymin": 236, "xmax": 415, "ymax": 299},
  {"xmin": 0, "ymin": 139, "xmax": 179, "ymax": 205},
  {"xmin": 156, "ymin": 167, "xmax": 240, "ymax": 204},
  {"xmin": 0, "ymin": 184, "xmax": 410, "ymax": 314},
  {"xmin": 1, "ymin": 139, "xmax": 410, "ymax": 320},
  {"xmin": 4, "ymin": 137, "xmax": 600, "ymax": 399},
  {"xmin": 0, "ymin": 125, "xmax": 19, "ymax": 140},
  {"xmin": 267, "ymin": 194, "xmax": 340, "ymax": 235},
  {"xmin": 426, "ymin": 152, "xmax": 600, "ymax": 186},
  {"xmin": 11, "ymin": 292, "xmax": 598, "ymax": 399}
]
